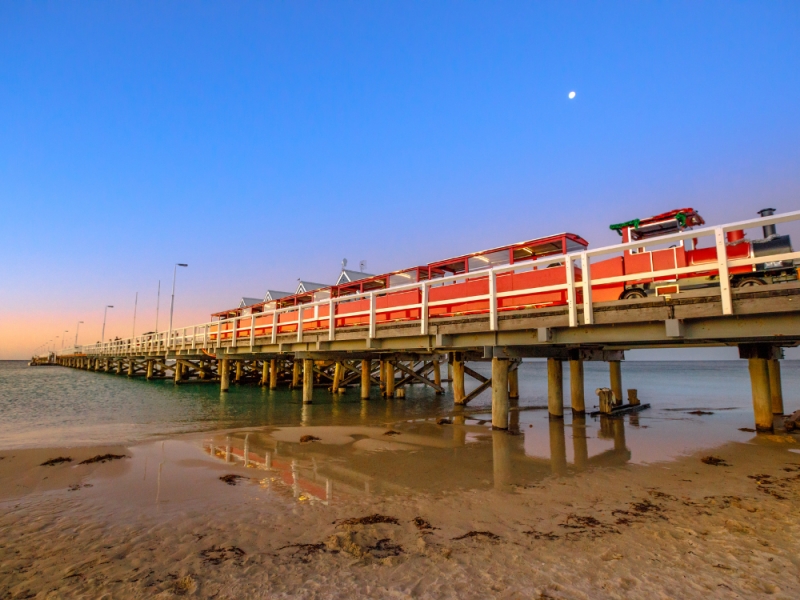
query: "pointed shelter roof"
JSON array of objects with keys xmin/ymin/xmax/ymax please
[{"xmin": 336, "ymin": 269, "xmax": 375, "ymax": 285}]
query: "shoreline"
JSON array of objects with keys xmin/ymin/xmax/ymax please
[{"xmin": 2, "ymin": 427, "xmax": 800, "ymax": 598}]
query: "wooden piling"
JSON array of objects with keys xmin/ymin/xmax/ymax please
[
  {"xmin": 547, "ymin": 358, "xmax": 564, "ymax": 419},
  {"xmin": 749, "ymin": 358, "xmax": 773, "ymax": 432},
  {"xmin": 332, "ymin": 362, "xmax": 343, "ymax": 393},
  {"xmin": 609, "ymin": 360, "xmax": 623, "ymax": 403},
  {"xmin": 433, "ymin": 358, "xmax": 443, "ymax": 394},
  {"xmin": 127, "ymin": 359, "xmax": 134, "ymax": 377},
  {"xmin": 260, "ymin": 360, "xmax": 269, "ymax": 386},
  {"xmin": 768, "ymin": 359, "xmax": 784, "ymax": 415},
  {"xmin": 570, "ymin": 359, "xmax": 585, "ymax": 414},
  {"xmin": 146, "ymin": 359, "xmax": 154, "ymax": 380},
  {"xmin": 235, "ymin": 361, "xmax": 243, "ymax": 383},
  {"xmin": 302, "ymin": 358, "xmax": 314, "ymax": 404},
  {"xmin": 385, "ymin": 360, "xmax": 395, "ymax": 398},
  {"xmin": 452, "ymin": 353, "xmax": 466, "ymax": 405},
  {"xmin": 220, "ymin": 359, "xmax": 230, "ymax": 392},
  {"xmin": 508, "ymin": 362, "xmax": 519, "ymax": 399},
  {"xmin": 491, "ymin": 357, "xmax": 510, "ymax": 430},
  {"xmin": 174, "ymin": 361, "xmax": 182, "ymax": 383},
  {"xmin": 361, "ymin": 359, "xmax": 371, "ymax": 400},
  {"xmin": 269, "ymin": 359, "xmax": 278, "ymax": 389},
  {"xmin": 292, "ymin": 360, "xmax": 301, "ymax": 388}
]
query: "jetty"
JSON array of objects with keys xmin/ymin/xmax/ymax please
[{"xmin": 53, "ymin": 210, "xmax": 800, "ymax": 433}]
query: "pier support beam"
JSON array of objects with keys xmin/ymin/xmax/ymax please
[
  {"xmin": 146, "ymin": 360, "xmax": 154, "ymax": 380},
  {"xmin": 260, "ymin": 360, "xmax": 269, "ymax": 386},
  {"xmin": 235, "ymin": 361, "xmax": 243, "ymax": 383},
  {"xmin": 547, "ymin": 358, "xmax": 564, "ymax": 419},
  {"xmin": 332, "ymin": 362, "xmax": 343, "ymax": 393},
  {"xmin": 768, "ymin": 359, "xmax": 784, "ymax": 415},
  {"xmin": 269, "ymin": 359, "xmax": 278, "ymax": 390},
  {"xmin": 452, "ymin": 353, "xmax": 466, "ymax": 405},
  {"xmin": 292, "ymin": 360, "xmax": 301, "ymax": 389},
  {"xmin": 302, "ymin": 359, "xmax": 314, "ymax": 404},
  {"xmin": 220, "ymin": 359, "xmax": 230, "ymax": 392},
  {"xmin": 570, "ymin": 359, "xmax": 585, "ymax": 415},
  {"xmin": 508, "ymin": 361, "xmax": 519, "ymax": 400},
  {"xmin": 609, "ymin": 360, "xmax": 623, "ymax": 402},
  {"xmin": 385, "ymin": 361, "xmax": 395, "ymax": 398},
  {"xmin": 433, "ymin": 358, "xmax": 443, "ymax": 394},
  {"xmin": 174, "ymin": 361, "xmax": 182, "ymax": 384},
  {"xmin": 361, "ymin": 359, "xmax": 371, "ymax": 400},
  {"xmin": 127, "ymin": 359, "xmax": 134, "ymax": 377},
  {"xmin": 491, "ymin": 357, "xmax": 510, "ymax": 430},
  {"xmin": 749, "ymin": 358, "xmax": 773, "ymax": 432}
]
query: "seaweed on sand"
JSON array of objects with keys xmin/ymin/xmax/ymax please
[
  {"xmin": 79, "ymin": 454, "xmax": 127, "ymax": 465},
  {"xmin": 41, "ymin": 457, "xmax": 72, "ymax": 466}
]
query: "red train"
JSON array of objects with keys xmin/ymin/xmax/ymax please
[{"xmin": 209, "ymin": 208, "xmax": 796, "ymax": 341}]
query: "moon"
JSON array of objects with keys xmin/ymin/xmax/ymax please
[{"xmin": 568, "ymin": 91, "xmax": 576, "ymax": 99}]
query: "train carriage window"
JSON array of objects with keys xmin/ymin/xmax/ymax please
[
  {"xmin": 389, "ymin": 272, "xmax": 415, "ymax": 287},
  {"xmin": 468, "ymin": 250, "xmax": 508, "ymax": 271}
]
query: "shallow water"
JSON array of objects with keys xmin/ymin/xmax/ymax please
[{"xmin": 1, "ymin": 359, "xmax": 797, "ymax": 479}]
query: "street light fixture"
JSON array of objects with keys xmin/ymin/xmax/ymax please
[
  {"xmin": 75, "ymin": 321, "xmax": 84, "ymax": 346},
  {"xmin": 168, "ymin": 263, "xmax": 188, "ymax": 348},
  {"xmin": 101, "ymin": 305, "xmax": 114, "ymax": 344}
]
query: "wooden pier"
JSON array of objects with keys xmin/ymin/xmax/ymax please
[{"xmin": 54, "ymin": 211, "xmax": 800, "ymax": 432}]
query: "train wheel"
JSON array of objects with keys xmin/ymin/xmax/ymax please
[
  {"xmin": 734, "ymin": 277, "xmax": 766, "ymax": 288},
  {"xmin": 621, "ymin": 288, "xmax": 647, "ymax": 299}
]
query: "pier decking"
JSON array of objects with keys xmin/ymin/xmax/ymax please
[{"xmin": 54, "ymin": 211, "xmax": 800, "ymax": 432}]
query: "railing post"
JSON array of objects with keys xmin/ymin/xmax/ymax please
[
  {"xmin": 420, "ymin": 283, "xmax": 429, "ymax": 335},
  {"xmin": 580, "ymin": 252, "xmax": 593, "ymax": 325},
  {"xmin": 296, "ymin": 308, "xmax": 303, "ymax": 343},
  {"xmin": 368, "ymin": 293, "xmax": 377, "ymax": 339},
  {"xmin": 715, "ymin": 226, "xmax": 733, "ymax": 315},
  {"xmin": 328, "ymin": 299, "xmax": 336, "ymax": 341},
  {"xmin": 489, "ymin": 270, "xmax": 498, "ymax": 331},
  {"xmin": 271, "ymin": 310, "xmax": 278, "ymax": 345},
  {"xmin": 232, "ymin": 317, "xmax": 238, "ymax": 348},
  {"xmin": 565, "ymin": 255, "xmax": 577, "ymax": 327},
  {"xmin": 182, "ymin": 327, "xmax": 186, "ymax": 350},
  {"xmin": 192, "ymin": 326, "xmax": 197, "ymax": 350},
  {"xmin": 250, "ymin": 315, "xmax": 255, "ymax": 350}
]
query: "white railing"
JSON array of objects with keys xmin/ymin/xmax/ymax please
[{"xmin": 60, "ymin": 210, "xmax": 800, "ymax": 357}]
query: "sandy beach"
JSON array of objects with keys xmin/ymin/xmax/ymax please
[{"xmin": 2, "ymin": 424, "xmax": 800, "ymax": 599}]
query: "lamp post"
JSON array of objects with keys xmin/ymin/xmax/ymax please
[
  {"xmin": 62, "ymin": 330, "xmax": 68, "ymax": 350},
  {"xmin": 168, "ymin": 263, "xmax": 188, "ymax": 349},
  {"xmin": 75, "ymin": 321, "xmax": 83, "ymax": 346},
  {"xmin": 101, "ymin": 305, "xmax": 114, "ymax": 345}
]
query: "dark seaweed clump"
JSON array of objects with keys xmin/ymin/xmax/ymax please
[
  {"xmin": 79, "ymin": 454, "xmax": 127, "ymax": 465},
  {"xmin": 41, "ymin": 457, "xmax": 72, "ymax": 466},
  {"xmin": 339, "ymin": 514, "xmax": 400, "ymax": 526}
]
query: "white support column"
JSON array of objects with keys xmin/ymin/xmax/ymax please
[
  {"xmin": 565, "ymin": 255, "xmax": 577, "ymax": 327},
  {"xmin": 328, "ymin": 298, "xmax": 336, "ymax": 341},
  {"xmin": 420, "ymin": 283, "xmax": 429, "ymax": 335},
  {"xmin": 368, "ymin": 293, "xmax": 377, "ymax": 339},
  {"xmin": 296, "ymin": 308, "xmax": 303, "ymax": 343},
  {"xmin": 715, "ymin": 226, "xmax": 733, "ymax": 315},
  {"xmin": 489, "ymin": 271, "xmax": 498, "ymax": 331},
  {"xmin": 580, "ymin": 251, "xmax": 593, "ymax": 325}
]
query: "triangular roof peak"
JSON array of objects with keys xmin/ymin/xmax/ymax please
[{"xmin": 336, "ymin": 269, "xmax": 375, "ymax": 285}]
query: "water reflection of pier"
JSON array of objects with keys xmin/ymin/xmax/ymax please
[{"xmin": 204, "ymin": 412, "xmax": 633, "ymax": 501}]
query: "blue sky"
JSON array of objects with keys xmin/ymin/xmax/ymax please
[{"xmin": 1, "ymin": 1, "xmax": 799, "ymax": 357}]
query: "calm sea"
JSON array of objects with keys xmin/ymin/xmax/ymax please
[{"xmin": 0, "ymin": 360, "xmax": 795, "ymax": 464}]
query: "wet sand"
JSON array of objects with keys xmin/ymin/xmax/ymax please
[{"xmin": 2, "ymin": 423, "xmax": 800, "ymax": 599}]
